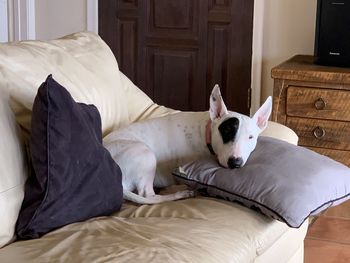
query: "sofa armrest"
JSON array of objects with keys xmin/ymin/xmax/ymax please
[
  {"xmin": 261, "ymin": 121, "xmax": 298, "ymax": 145},
  {"xmin": 120, "ymin": 72, "xmax": 178, "ymax": 123}
]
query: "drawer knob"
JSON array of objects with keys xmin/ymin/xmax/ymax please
[
  {"xmin": 314, "ymin": 98, "xmax": 326, "ymax": 110},
  {"xmin": 313, "ymin": 126, "xmax": 326, "ymax": 139}
]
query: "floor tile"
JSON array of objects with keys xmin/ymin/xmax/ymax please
[
  {"xmin": 305, "ymin": 239, "xmax": 350, "ymax": 263},
  {"xmin": 324, "ymin": 200, "xmax": 350, "ymax": 219},
  {"xmin": 306, "ymin": 216, "xmax": 350, "ymax": 244},
  {"xmin": 308, "ymin": 216, "xmax": 319, "ymax": 226}
]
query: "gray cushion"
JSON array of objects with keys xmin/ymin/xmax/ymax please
[{"xmin": 173, "ymin": 136, "xmax": 350, "ymax": 228}]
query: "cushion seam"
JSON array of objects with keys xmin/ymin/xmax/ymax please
[{"xmin": 21, "ymin": 78, "xmax": 52, "ymax": 233}]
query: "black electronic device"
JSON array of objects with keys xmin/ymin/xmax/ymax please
[{"xmin": 314, "ymin": 0, "xmax": 350, "ymax": 67}]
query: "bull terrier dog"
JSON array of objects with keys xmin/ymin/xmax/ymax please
[{"xmin": 104, "ymin": 85, "xmax": 272, "ymax": 204}]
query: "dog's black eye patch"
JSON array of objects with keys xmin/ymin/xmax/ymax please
[{"xmin": 218, "ymin": 117, "xmax": 239, "ymax": 144}]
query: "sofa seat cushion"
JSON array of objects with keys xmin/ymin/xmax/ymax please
[
  {"xmin": 0, "ymin": 32, "xmax": 129, "ymax": 141},
  {"xmin": 0, "ymin": 195, "xmax": 307, "ymax": 263}
]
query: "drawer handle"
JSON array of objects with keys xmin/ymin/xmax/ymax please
[
  {"xmin": 313, "ymin": 126, "xmax": 326, "ymax": 139},
  {"xmin": 314, "ymin": 98, "xmax": 326, "ymax": 110}
]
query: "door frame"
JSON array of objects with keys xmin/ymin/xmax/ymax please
[
  {"xmin": 251, "ymin": 0, "xmax": 264, "ymax": 115},
  {"xmin": 87, "ymin": 0, "xmax": 99, "ymax": 34},
  {"xmin": 7, "ymin": 0, "xmax": 36, "ymax": 41}
]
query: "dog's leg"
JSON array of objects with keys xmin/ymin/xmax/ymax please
[
  {"xmin": 130, "ymin": 145, "xmax": 195, "ymax": 204},
  {"xmin": 105, "ymin": 139, "xmax": 194, "ymax": 205}
]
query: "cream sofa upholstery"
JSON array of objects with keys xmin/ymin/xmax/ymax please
[{"xmin": 0, "ymin": 32, "xmax": 307, "ymax": 262}]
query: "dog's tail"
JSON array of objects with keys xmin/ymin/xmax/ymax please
[{"xmin": 123, "ymin": 189, "xmax": 195, "ymax": 205}]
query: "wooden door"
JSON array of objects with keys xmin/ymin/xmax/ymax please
[{"xmin": 99, "ymin": 0, "xmax": 254, "ymax": 114}]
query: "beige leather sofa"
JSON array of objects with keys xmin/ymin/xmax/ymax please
[{"xmin": 0, "ymin": 32, "xmax": 308, "ymax": 263}]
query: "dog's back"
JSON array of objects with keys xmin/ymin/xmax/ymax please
[{"xmin": 104, "ymin": 111, "xmax": 210, "ymax": 187}]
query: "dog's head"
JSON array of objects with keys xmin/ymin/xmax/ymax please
[{"xmin": 209, "ymin": 85, "xmax": 272, "ymax": 169}]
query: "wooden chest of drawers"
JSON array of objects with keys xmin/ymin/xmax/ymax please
[{"xmin": 272, "ymin": 55, "xmax": 350, "ymax": 166}]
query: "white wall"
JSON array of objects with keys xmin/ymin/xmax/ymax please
[
  {"xmin": 251, "ymin": 0, "xmax": 264, "ymax": 114},
  {"xmin": 0, "ymin": 0, "xmax": 8, "ymax": 42},
  {"xmin": 260, "ymin": 0, "xmax": 317, "ymax": 102},
  {"xmin": 35, "ymin": 0, "xmax": 87, "ymax": 40}
]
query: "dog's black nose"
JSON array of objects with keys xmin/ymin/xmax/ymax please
[{"xmin": 227, "ymin": 157, "xmax": 243, "ymax": 169}]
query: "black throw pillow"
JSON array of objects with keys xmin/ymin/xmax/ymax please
[{"xmin": 16, "ymin": 75, "xmax": 123, "ymax": 239}]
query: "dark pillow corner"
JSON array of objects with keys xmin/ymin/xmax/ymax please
[
  {"xmin": 16, "ymin": 74, "xmax": 123, "ymax": 239},
  {"xmin": 173, "ymin": 136, "xmax": 350, "ymax": 228}
]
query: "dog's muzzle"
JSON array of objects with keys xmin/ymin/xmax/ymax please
[{"xmin": 227, "ymin": 157, "xmax": 243, "ymax": 169}]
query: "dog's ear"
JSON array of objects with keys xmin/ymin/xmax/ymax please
[
  {"xmin": 253, "ymin": 96, "xmax": 272, "ymax": 132},
  {"xmin": 209, "ymin": 84, "xmax": 228, "ymax": 120}
]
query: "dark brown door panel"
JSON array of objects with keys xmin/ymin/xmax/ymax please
[{"xmin": 99, "ymin": 0, "xmax": 253, "ymax": 114}]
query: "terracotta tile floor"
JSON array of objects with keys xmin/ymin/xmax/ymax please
[{"xmin": 304, "ymin": 200, "xmax": 350, "ymax": 263}]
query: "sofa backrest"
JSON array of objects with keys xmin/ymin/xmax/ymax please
[
  {"xmin": 0, "ymin": 90, "xmax": 27, "ymax": 247},
  {"xmin": 119, "ymin": 71, "xmax": 177, "ymax": 123},
  {"xmin": 0, "ymin": 32, "xmax": 130, "ymax": 141}
]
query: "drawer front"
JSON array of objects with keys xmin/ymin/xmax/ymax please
[
  {"xmin": 286, "ymin": 117, "xmax": 350, "ymax": 150},
  {"xmin": 308, "ymin": 147, "xmax": 350, "ymax": 167},
  {"xmin": 286, "ymin": 86, "xmax": 350, "ymax": 121}
]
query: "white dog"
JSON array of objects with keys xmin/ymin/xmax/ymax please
[{"xmin": 104, "ymin": 85, "xmax": 272, "ymax": 204}]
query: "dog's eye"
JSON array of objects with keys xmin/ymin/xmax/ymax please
[{"xmin": 249, "ymin": 135, "xmax": 254, "ymax": 140}]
